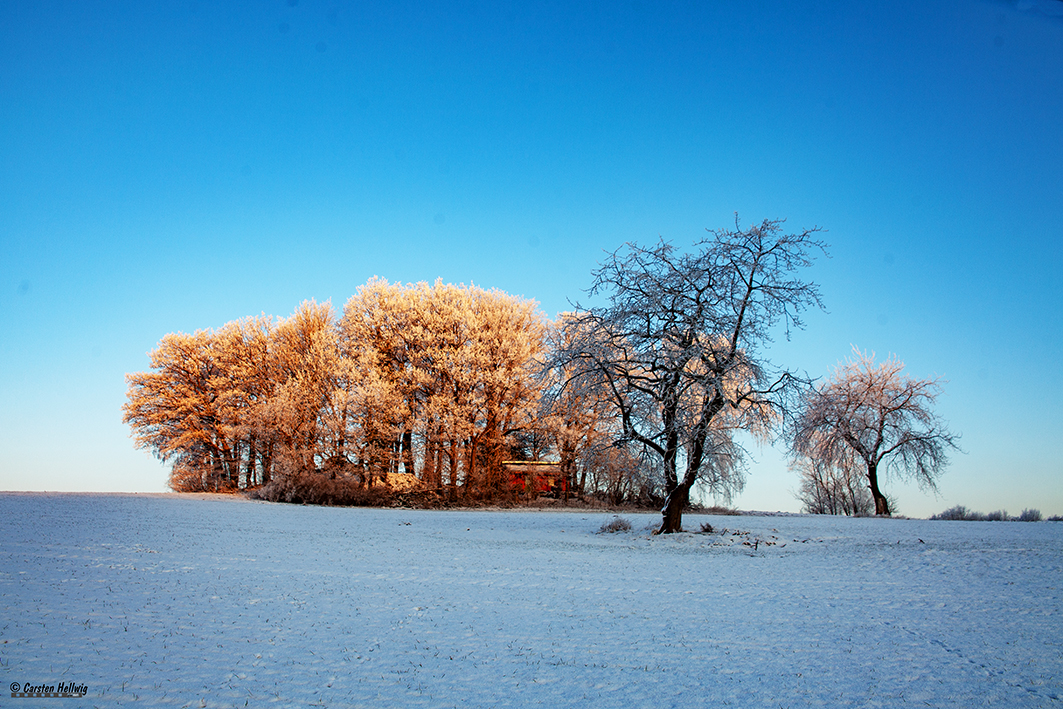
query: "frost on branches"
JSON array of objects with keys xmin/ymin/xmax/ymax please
[{"xmin": 552, "ymin": 217, "xmax": 827, "ymax": 533}]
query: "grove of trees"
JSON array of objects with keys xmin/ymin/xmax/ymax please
[
  {"xmin": 125, "ymin": 218, "xmax": 960, "ymax": 528},
  {"xmin": 125, "ymin": 280, "xmax": 558, "ymax": 503}
]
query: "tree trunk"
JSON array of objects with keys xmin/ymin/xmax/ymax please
[
  {"xmin": 657, "ymin": 392, "xmax": 722, "ymax": 533},
  {"xmin": 245, "ymin": 437, "xmax": 257, "ymax": 488},
  {"xmin": 658, "ymin": 479, "xmax": 692, "ymax": 534},
  {"xmin": 422, "ymin": 435, "xmax": 436, "ymax": 488},
  {"xmin": 261, "ymin": 442, "xmax": 273, "ymax": 485},
  {"xmin": 447, "ymin": 438, "xmax": 458, "ymax": 503},
  {"xmin": 401, "ymin": 428, "xmax": 415, "ymax": 477},
  {"xmin": 866, "ymin": 461, "xmax": 891, "ymax": 516},
  {"xmin": 560, "ymin": 438, "xmax": 577, "ymax": 504},
  {"xmin": 464, "ymin": 439, "xmax": 477, "ymax": 499}
]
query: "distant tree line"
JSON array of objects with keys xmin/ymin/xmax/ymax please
[
  {"xmin": 125, "ymin": 217, "xmax": 964, "ymax": 531},
  {"xmin": 929, "ymin": 506, "xmax": 1051, "ymax": 522}
]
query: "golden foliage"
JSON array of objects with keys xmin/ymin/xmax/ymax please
[{"xmin": 125, "ymin": 281, "xmax": 549, "ymax": 501}]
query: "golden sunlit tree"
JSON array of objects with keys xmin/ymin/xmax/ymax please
[
  {"xmin": 462, "ymin": 284, "xmax": 546, "ymax": 498},
  {"xmin": 254, "ymin": 300, "xmax": 339, "ymax": 482},
  {"xmin": 124, "ymin": 328, "xmax": 247, "ymax": 492},
  {"xmin": 212, "ymin": 315, "xmax": 275, "ymax": 487},
  {"xmin": 340, "ymin": 279, "xmax": 547, "ymax": 501},
  {"xmin": 337, "ymin": 282, "xmax": 410, "ymax": 485}
]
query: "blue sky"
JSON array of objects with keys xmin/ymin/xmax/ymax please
[{"xmin": 2, "ymin": 0, "xmax": 1061, "ymax": 517}]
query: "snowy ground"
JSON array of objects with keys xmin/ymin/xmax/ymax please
[{"xmin": 1, "ymin": 493, "xmax": 1060, "ymax": 708}]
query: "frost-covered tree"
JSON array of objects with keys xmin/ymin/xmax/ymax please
[
  {"xmin": 339, "ymin": 280, "xmax": 415, "ymax": 485},
  {"xmin": 212, "ymin": 316, "xmax": 275, "ymax": 487},
  {"xmin": 340, "ymin": 279, "xmax": 546, "ymax": 501},
  {"xmin": 556, "ymin": 217, "xmax": 827, "ymax": 533},
  {"xmin": 790, "ymin": 349, "xmax": 961, "ymax": 516},
  {"xmin": 255, "ymin": 300, "xmax": 340, "ymax": 480},
  {"xmin": 125, "ymin": 301, "xmax": 343, "ymax": 493},
  {"xmin": 127, "ymin": 280, "xmax": 548, "ymax": 502},
  {"xmin": 124, "ymin": 329, "xmax": 224, "ymax": 491},
  {"xmin": 124, "ymin": 319, "xmax": 275, "ymax": 492},
  {"xmin": 461, "ymin": 284, "xmax": 546, "ymax": 498}
]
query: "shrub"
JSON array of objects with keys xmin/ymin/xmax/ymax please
[
  {"xmin": 598, "ymin": 516, "xmax": 633, "ymax": 533},
  {"xmin": 983, "ymin": 510, "xmax": 1009, "ymax": 521},
  {"xmin": 697, "ymin": 522, "xmax": 715, "ymax": 534},
  {"xmin": 1048, "ymin": 515, "xmax": 1063, "ymax": 522},
  {"xmin": 702, "ymin": 505, "xmax": 741, "ymax": 516},
  {"xmin": 250, "ymin": 472, "xmax": 395, "ymax": 507},
  {"xmin": 930, "ymin": 505, "xmax": 975, "ymax": 521},
  {"xmin": 1017, "ymin": 508, "xmax": 1043, "ymax": 522},
  {"xmin": 930, "ymin": 505, "xmax": 994, "ymax": 521}
]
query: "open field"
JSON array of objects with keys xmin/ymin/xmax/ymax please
[{"xmin": 1, "ymin": 493, "xmax": 1060, "ymax": 707}]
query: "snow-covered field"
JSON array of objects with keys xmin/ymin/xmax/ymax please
[{"xmin": 1, "ymin": 493, "xmax": 1060, "ymax": 708}]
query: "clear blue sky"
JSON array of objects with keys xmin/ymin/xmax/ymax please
[{"xmin": 2, "ymin": 0, "xmax": 1061, "ymax": 517}]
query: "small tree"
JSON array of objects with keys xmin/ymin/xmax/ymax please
[
  {"xmin": 791, "ymin": 349, "xmax": 961, "ymax": 516},
  {"xmin": 555, "ymin": 217, "xmax": 827, "ymax": 533}
]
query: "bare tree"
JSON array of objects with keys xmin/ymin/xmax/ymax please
[
  {"xmin": 792, "ymin": 455, "xmax": 874, "ymax": 516},
  {"xmin": 555, "ymin": 217, "xmax": 827, "ymax": 533},
  {"xmin": 790, "ymin": 348, "xmax": 961, "ymax": 516}
]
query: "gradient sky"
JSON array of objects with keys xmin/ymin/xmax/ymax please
[{"xmin": 2, "ymin": 0, "xmax": 1061, "ymax": 517}]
